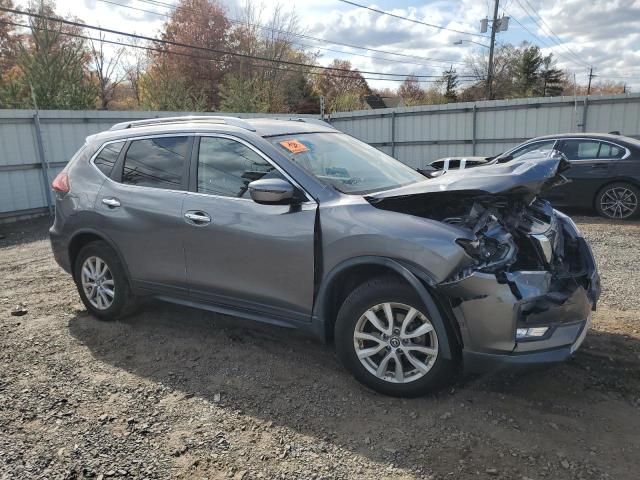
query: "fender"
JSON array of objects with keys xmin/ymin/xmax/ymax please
[
  {"xmin": 311, "ymin": 255, "xmax": 453, "ymax": 359},
  {"xmin": 67, "ymin": 227, "xmax": 133, "ymax": 283}
]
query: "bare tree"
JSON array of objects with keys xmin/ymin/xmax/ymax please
[
  {"xmin": 122, "ymin": 37, "xmax": 149, "ymax": 108},
  {"xmin": 89, "ymin": 32, "xmax": 126, "ymax": 109}
]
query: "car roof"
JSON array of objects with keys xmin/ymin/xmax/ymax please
[
  {"xmin": 529, "ymin": 132, "xmax": 640, "ymax": 147},
  {"xmin": 85, "ymin": 117, "xmax": 336, "ymax": 146}
]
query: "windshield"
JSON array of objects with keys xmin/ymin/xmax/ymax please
[{"xmin": 268, "ymin": 132, "xmax": 425, "ymax": 194}]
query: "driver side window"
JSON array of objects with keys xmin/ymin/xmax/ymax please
[{"xmin": 197, "ymin": 137, "xmax": 284, "ymax": 198}]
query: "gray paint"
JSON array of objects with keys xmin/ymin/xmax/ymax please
[{"xmin": 49, "ymin": 118, "xmax": 599, "ymax": 372}]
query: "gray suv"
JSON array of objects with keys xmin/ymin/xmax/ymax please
[{"xmin": 50, "ymin": 117, "xmax": 600, "ymax": 397}]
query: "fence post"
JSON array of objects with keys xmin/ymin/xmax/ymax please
[
  {"xmin": 580, "ymin": 97, "xmax": 589, "ymax": 133},
  {"xmin": 390, "ymin": 111, "xmax": 396, "ymax": 158},
  {"xmin": 472, "ymin": 105, "xmax": 478, "ymax": 155},
  {"xmin": 33, "ymin": 112, "xmax": 53, "ymax": 216}
]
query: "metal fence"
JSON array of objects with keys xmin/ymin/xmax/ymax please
[
  {"xmin": 1, "ymin": 93, "xmax": 639, "ymax": 221},
  {"xmin": 0, "ymin": 110, "xmax": 316, "ymax": 222},
  {"xmin": 330, "ymin": 92, "xmax": 640, "ymax": 168}
]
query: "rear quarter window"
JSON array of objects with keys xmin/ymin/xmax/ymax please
[{"xmin": 93, "ymin": 141, "xmax": 125, "ymax": 177}]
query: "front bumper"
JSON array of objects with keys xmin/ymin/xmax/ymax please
[
  {"xmin": 462, "ymin": 315, "xmax": 591, "ymax": 372},
  {"xmin": 437, "ymin": 214, "xmax": 600, "ymax": 372}
]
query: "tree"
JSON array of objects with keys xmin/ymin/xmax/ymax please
[
  {"xmin": 89, "ymin": 33, "xmax": 126, "ymax": 109},
  {"xmin": 222, "ymin": 1, "xmax": 317, "ymax": 113},
  {"xmin": 0, "ymin": 0, "xmax": 18, "ymax": 73},
  {"xmin": 515, "ymin": 43, "xmax": 543, "ymax": 96},
  {"xmin": 219, "ymin": 72, "xmax": 268, "ymax": 112},
  {"xmin": 313, "ymin": 59, "xmax": 370, "ymax": 113},
  {"xmin": 398, "ymin": 75, "xmax": 424, "ymax": 106},
  {"xmin": 0, "ymin": 0, "xmax": 22, "ymax": 107},
  {"xmin": 121, "ymin": 38, "xmax": 149, "ymax": 108},
  {"xmin": 157, "ymin": 0, "xmax": 231, "ymax": 109},
  {"xmin": 139, "ymin": 54, "xmax": 206, "ymax": 111},
  {"xmin": 536, "ymin": 54, "xmax": 564, "ymax": 97},
  {"xmin": 462, "ymin": 42, "xmax": 566, "ymax": 101},
  {"xmin": 15, "ymin": 1, "xmax": 96, "ymax": 109},
  {"xmin": 442, "ymin": 67, "xmax": 458, "ymax": 103}
]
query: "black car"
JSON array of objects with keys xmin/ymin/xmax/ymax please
[{"xmin": 429, "ymin": 133, "xmax": 640, "ymax": 219}]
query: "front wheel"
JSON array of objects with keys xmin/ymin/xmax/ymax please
[
  {"xmin": 334, "ymin": 276, "xmax": 457, "ymax": 397},
  {"xmin": 595, "ymin": 182, "xmax": 639, "ymax": 219}
]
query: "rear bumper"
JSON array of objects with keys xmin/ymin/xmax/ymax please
[{"xmin": 49, "ymin": 226, "xmax": 72, "ymax": 273}]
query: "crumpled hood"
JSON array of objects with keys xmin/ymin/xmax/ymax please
[{"xmin": 368, "ymin": 155, "xmax": 570, "ymax": 201}]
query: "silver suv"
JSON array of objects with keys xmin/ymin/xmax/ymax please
[{"xmin": 50, "ymin": 117, "xmax": 600, "ymax": 397}]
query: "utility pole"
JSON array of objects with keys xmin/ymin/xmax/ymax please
[
  {"xmin": 587, "ymin": 67, "xmax": 595, "ymax": 95},
  {"xmin": 485, "ymin": 0, "xmax": 500, "ymax": 101}
]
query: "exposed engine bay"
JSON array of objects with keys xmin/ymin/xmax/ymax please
[{"xmin": 366, "ymin": 156, "xmax": 601, "ymax": 356}]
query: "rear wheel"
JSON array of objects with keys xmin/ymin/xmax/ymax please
[
  {"xmin": 595, "ymin": 182, "xmax": 639, "ymax": 219},
  {"xmin": 334, "ymin": 276, "xmax": 457, "ymax": 397},
  {"xmin": 73, "ymin": 241, "xmax": 137, "ymax": 320}
]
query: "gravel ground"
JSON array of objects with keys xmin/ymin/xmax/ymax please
[{"xmin": 1, "ymin": 214, "xmax": 639, "ymax": 480}]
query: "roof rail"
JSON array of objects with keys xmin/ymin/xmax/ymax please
[
  {"xmin": 267, "ymin": 116, "xmax": 335, "ymax": 129},
  {"xmin": 109, "ymin": 116, "xmax": 256, "ymax": 132}
]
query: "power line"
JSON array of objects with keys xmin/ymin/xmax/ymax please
[
  {"xmin": 502, "ymin": 10, "xmax": 588, "ymax": 70},
  {"xmin": 336, "ymin": 0, "xmax": 488, "ymax": 38},
  {"xmin": 135, "ymin": 0, "xmax": 468, "ymax": 66},
  {"xmin": 0, "ymin": 19, "xmax": 478, "ymax": 85},
  {"xmin": 0, "ymin": 5, "xmax": 477, "ymax": 80},
  {"xmin": 514, "ymin": 0, "xmax": 589, "ymax": 68},
  {"xmin": 96, "ymin": 0, "xmax": 467, "ymax": 70}
]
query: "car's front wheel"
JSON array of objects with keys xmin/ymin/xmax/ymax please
[
  {"xmin": 334, "ymin": 276, "xmax": 456, "ymax": 397},
  {"xmin": 73, "ymin": 240, "xmax": 138, "ymax": 320},
  {"xmin": 595, "ymin": 182, "xmax": 640, "ymax": 219}
]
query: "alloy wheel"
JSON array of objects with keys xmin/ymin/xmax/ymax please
[
  {"xmin": 353, "ymin": 302, "xmax": 438, "ymax": 384},
  {"xmin": 600, "ymin": 186, "xmax": 638, "ymax": 219},
  {"xmin": 81, "ymin": 256, "xmax": 115, "ymax": 310}
]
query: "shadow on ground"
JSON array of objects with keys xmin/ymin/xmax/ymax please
[{"xmin": 67, "ymin": 300, "xmax": 640, "ymax": 476}]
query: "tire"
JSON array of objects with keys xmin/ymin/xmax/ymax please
[
  {"xmin": 595, "ymin": 182, "xmax": 640, "ymax": 219},
  {"xmin": 334, "ymin": 276, "xmax": 457, "ymax": 397},
  {"xmin": 73, "ymin": 240, "xmax": 138, "ymax": 320}
]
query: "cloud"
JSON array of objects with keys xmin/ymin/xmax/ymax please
[{"xmin": 22, "ymin": 0, "xmax": 640, "ymax": 91}]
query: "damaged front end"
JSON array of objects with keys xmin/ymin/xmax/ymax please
[{"xmin": 368, "ymin": 155, "xmax": 601, "ymax": 369}]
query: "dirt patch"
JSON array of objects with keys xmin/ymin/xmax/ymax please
[{"xmin": 1, "ymin": 214, "xmax": 639, "ymax": 479}]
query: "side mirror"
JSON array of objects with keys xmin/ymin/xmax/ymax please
[{"xmin": 248, "ymin": 178, "xmax": 295, "ymax": 204}]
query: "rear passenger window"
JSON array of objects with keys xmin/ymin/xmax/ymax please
[
  {"xmin": 121, "ymin": 137, "xmax": 190, "ymax": 190},
  {"xmin": 197, "ymin": 137, "xmax": 284, "ymax": 198},
  {"xmin": 598, "ymin": 142, "xmax": 625, "ymax": 159},
  {"xmin": 561, "ymin": 140, "xmax": 600, "ymax": 160},
  {"xmin": 94, "ymin": 141, "xmax": 124, "ymax": 177}
]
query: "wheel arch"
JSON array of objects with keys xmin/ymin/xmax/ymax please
[
  {"xmin": 593, "ymin": 177, "xmax": 640, "ymax": 213},
  {"xmin": 68, "ymin": 229, "xmax": 132, "ymax": 282},
  {"xmin": 312, "ymin": 256, "xmax": 458, "ymax": 359}
]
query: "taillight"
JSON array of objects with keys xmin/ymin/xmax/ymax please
[{"xmin": 52, "ymin": 172, "xmax": 70, "ymax": 193}]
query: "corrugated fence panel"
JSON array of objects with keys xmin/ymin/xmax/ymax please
[{"xmin": 1, "ymin": 94, "xmax": 639, "ymax": 220}]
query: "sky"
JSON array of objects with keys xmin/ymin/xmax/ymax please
[{"xmin": 14, "ymin": 0, "xmax": 640, "ymax": 92}]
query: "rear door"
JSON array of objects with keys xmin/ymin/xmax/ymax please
[
  {"xmin": 555, "ymin": 139, "xmax": 620, "ymax": 206},
  {"xmin": 96, "ymin": 134, "xmax": 193, "ymax": 296},
  {"xmin": 182, "ymin": 134, "xmax": 317, "ymax": 323}
]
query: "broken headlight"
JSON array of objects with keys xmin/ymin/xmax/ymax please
[{"xmin": 456, "ymin": 223, "xmax": 517, "ymax": 271}]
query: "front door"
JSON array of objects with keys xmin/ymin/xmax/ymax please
[
  {"xmin": 96, "ymin": 135, "xmax": 193, "ymax": 296},
  {"xmin": 182, "ymin": 134, "xmax": 317, "ymax": 323}
]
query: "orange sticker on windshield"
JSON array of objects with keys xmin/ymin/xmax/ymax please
[{"xmin": 279, "ymin": 139, "xmax": 309, "ymax": 154}]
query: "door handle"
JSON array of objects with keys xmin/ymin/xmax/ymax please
[
  {"xmin": 591, "ymin": 163, "xmax": 608, "ymax": 169},
  {"xmin": 102, "ymin": 197, "xmax": 121, "ymax": 208},
  {"xmin": 184, "ymin": 212, "xmax": 211, "ymax": 224}
]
